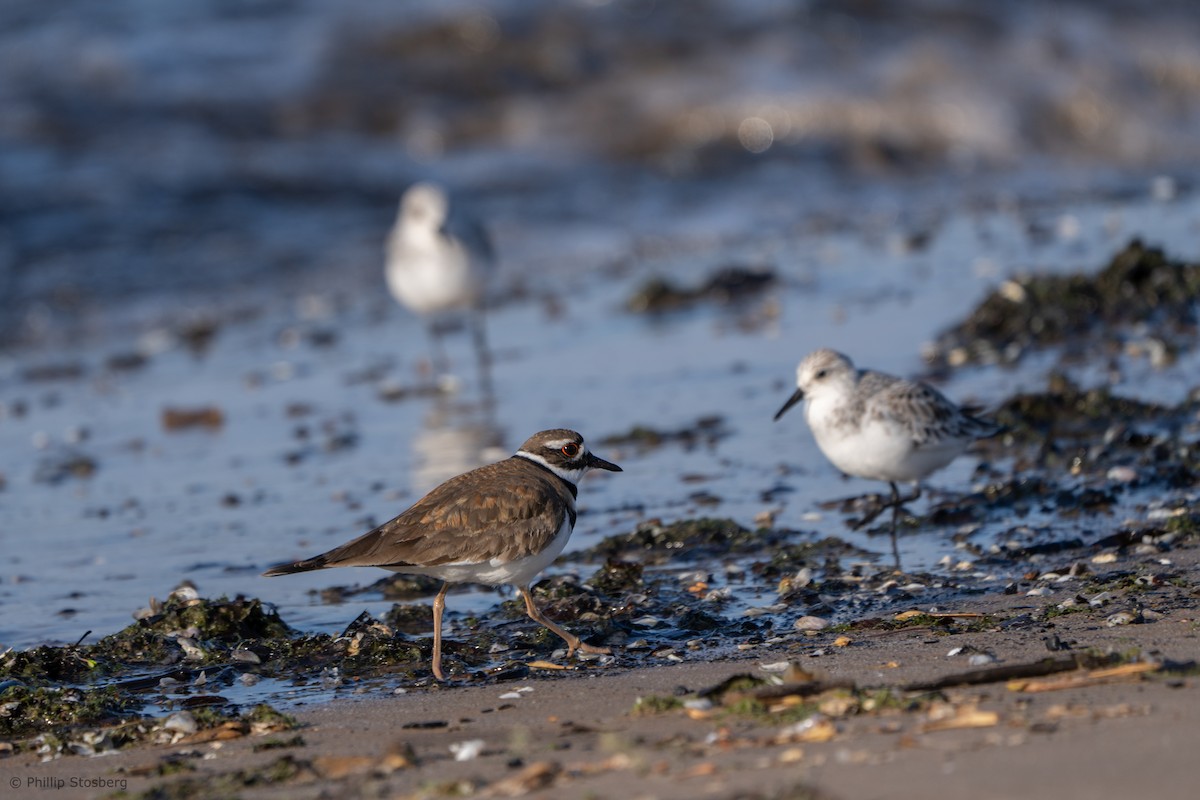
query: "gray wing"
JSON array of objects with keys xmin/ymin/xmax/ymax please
[
  {"xmin": 869, "ymin": 379, "xmax": 999, "ymax": 447},
  {"xmin": 441, "ymin": 207, "xmax": 495, "ymax": 268}
]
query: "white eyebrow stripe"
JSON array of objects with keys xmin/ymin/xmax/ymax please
[
  {"xmin": 540, "ymin": 439, "xmax": 577, "ymax": 451},
  {"xmin": 514, "ymin": 451, "xmax": 584, "ymax": 487}
]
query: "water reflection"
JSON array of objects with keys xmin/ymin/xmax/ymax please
[{"xmin": 410, "ymin": 397, "xmax": 505, "ymax": 495}]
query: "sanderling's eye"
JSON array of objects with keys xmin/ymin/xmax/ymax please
[
  {"xmin": 815, "ymin": 369, "xmax": 828, "ymax": 380},
  {"xmin": 561, "ymin": 443, "xmax": 580, "ymax": 457}
]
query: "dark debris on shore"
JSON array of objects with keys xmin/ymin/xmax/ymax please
[
  {"xmin": 3, "ymin": 504, "xmax": 1197, "ymax": 759},
  {"xmin": 926, "ymin": 239, "xmax": 1200, "ymax": 370}
]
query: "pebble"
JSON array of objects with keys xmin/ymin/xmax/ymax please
[
  {"xmin": 175, "ymin": 638, "xmax": 206, "ymax": 661},
  {"xmin": 794, "ymin": 616, "xmax": 829, "ymax": 632},
  {"xmin": 232, "ymin": 648, "xmax": 261, "ymax": 664},
  {"xmin": 1106, "ymin": 466, "xmax": 1138, "ymax": 483}
]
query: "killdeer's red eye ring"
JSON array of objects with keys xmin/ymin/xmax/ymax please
[{"xmin": 561, "ymin": 443, "xmax": 580, "ymax": 457}]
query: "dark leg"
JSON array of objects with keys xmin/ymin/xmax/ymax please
[
  {"xmin": 471, "ymin": 309, "xmax": 494, "ymax": 407},
  {"xmin": 893, "ymin": 482, "xmax": 922, "ymax": 506},
  {"xmin": 883, "ymin": 482, "xmax": 923, "ymax": 569},
  {"xmin": 431, "ymin": 582, "xmax": 449, "ymax": 681},
  {"xmin": 425, "ymin": 322, "xmax": 450, "ymax": 380},
  {"xmin": 517, "ymin": 585, "xmax": 610, "ymax": 657},
  {"xmin": 888, "ymin": 483, "xmax": 902, "ymax": 569}
]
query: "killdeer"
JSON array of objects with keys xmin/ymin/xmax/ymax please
[
  {"xmin": 774, "ymin": 348, "xmax": 1000, "ymax": 563},
  {"xmin": 385, "ymin": 181, "xmax": 495, "ymax": 391},
  {"xmin": 263, "ymin": 429, "xmax": 621, "ymax": 681}
]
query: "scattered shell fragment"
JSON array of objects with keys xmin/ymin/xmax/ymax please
[
  {"xmin": 1105, "ymin": 610, "xmax": 1142, "ymax": 626},
  {"xmin": 450, "ymin": 739, "xmax": 485, "ymax": 762},
  {"xmin": 920, "ymin": 705, "xmax": 1000, "ymax": 732},
  {"xmin": 162, "ymin": 711, "xmax": 198, "ymax": 735},
  {"xmin": 774, "ymin": 716, "xmax": 836, "ymax": 743}
]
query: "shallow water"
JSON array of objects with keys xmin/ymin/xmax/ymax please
[
  {"xmin": 4, "ymin": 1, "xmax": 1200, "ymax": 655},
  {"xmin": 4, "ymin": 190, "xmax": 1199, "ymax": 651}
]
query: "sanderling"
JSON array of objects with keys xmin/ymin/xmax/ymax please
[
  {"xmin": 264, "ymin": 429, "xmax": 620, "ymax": 681},
  {"xmin": 385, "ymin": 182, "xmax": 495, "ymax": 392},
  {"xmin": 774, "ymin": 348, "xmax": 1001, "ymax": 563}
]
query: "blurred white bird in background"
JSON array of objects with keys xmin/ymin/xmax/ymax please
[{"xmin": 385, "ymin": 181, "xmax": 496, "ymax": 399}]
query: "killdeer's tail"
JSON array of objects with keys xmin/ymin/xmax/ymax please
[{"xmin": 262, "ymin": 555, "xmax": 329, "ymax": 577}]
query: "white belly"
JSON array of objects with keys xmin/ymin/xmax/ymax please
[
  {"xmin": 387, "ymin": 517, "xmax": 574, "ymax": 588},
  {"xmin": 386, "ymin": 251, "xmax": 480, "ymax": 316},
  {"xmin": 807, "ymin": 401, "xmax": 963, "ymax": 483}
]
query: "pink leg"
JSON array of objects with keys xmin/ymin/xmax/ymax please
[
  {"xmin": 431, "ymin": 582, "xmax": 449, "ymax": 681},
  {"xmin": 517, "ymin": 585, "xmax": 610, "ymax": 657}
]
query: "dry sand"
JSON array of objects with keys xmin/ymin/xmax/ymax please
[{"xmin": 3, "ymin": 553, "xmax": 1197, "ymax": 800}]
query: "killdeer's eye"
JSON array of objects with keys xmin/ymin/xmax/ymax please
[{"xmin": 561, "ymin": 443, "xmax": 580, "ymax": 457}]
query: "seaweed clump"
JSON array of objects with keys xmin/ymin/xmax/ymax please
[
  {"xmin": 574, "ymin": 518, "xmax": 769, "ymax": 564},
  {"xmin": 927, "ymin": 239, "xmax": 1200, "ymax": 368},
  {"xmin": 97, "ymin": 595, "xmax": 294, "ymax": 668},
  {"xmin": 0, "ymin": 685, "xmax": 141, "ymax": 740},
  {"xmin": 626, "ymin": 266, "xmax": 776, "ymax": 313},
  {"xmin": 979, "ymin": 374, "xmax": 1200, "ymax": 487}
]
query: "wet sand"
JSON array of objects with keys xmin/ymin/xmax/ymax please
[{"xmin": 4, "ymin": 544, "xmax": 1196, "ymax": 800}]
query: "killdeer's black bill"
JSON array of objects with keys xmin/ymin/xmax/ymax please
[
  {"xmin": 584, "ymin": 452, "xmax": 621, "ymax": 472},
  {"xmin": 263, "ymin": 428, "xmax": 621, "ymax": 681}
]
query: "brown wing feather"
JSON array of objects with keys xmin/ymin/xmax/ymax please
[{"xmin": 274, "ymin": 458, "xmax": 572, "ymax": 573}]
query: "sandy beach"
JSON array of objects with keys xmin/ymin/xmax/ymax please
[{"xmin": 4, "ymin": 539, "xmax": 1197, "ymax": 800}]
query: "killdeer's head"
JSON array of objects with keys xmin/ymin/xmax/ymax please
[
  {"xmin": 774, "ymin": 348, "xmax": 856, "ymax": 420},
  {"xmin": 399, "ymin": 182, "xmax": 450, "ymax": 232},
  {"xmin": 515, "ymin": 429, "xmax": 622, "ymax": 486}
]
